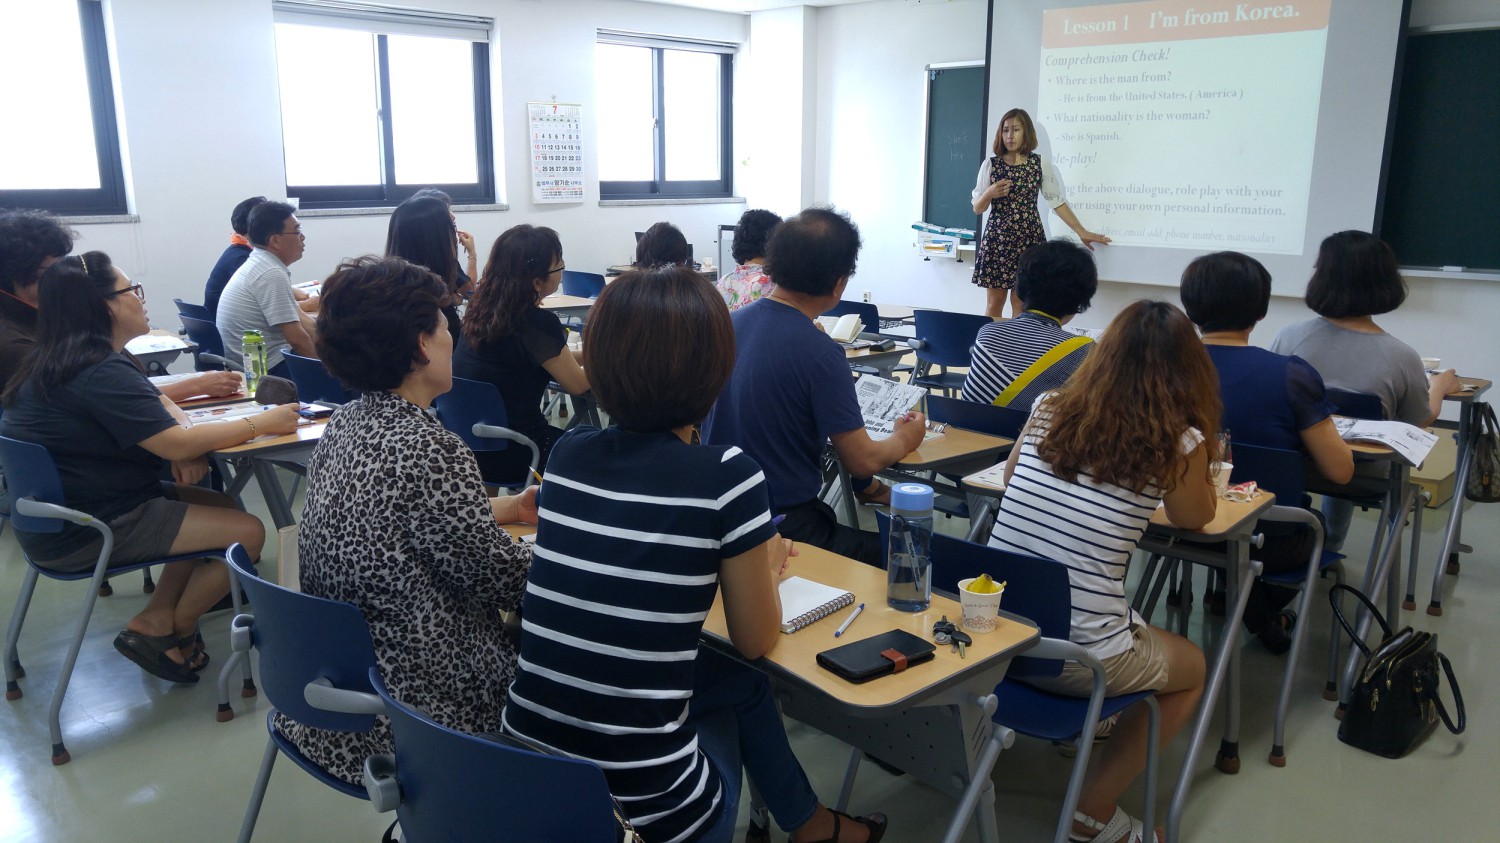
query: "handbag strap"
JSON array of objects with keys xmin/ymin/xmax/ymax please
[
  {"xmin": 1328, "ymin": 583, "xmax": 1394, "ymax": 658},
  {"xmin": 1431, "ymin": 652, "xmax": 1467, "ymax": 735}
]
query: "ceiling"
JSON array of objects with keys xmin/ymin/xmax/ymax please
[{"xmin": 633, "ymin": 0, "xmax": 881, "ymax": 13}]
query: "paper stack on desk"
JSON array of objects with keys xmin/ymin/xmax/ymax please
[{"xmin": 1334, "ymin": 418, "xmax": 1438, "ymax": 467}]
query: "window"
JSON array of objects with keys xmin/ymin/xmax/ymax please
[
  {"xmin": 596, "ymin": 32, "xmax": 734, "ymax": 200},
  {"xmin": 0, "ymin": 0, "xmax": 127, "ymax": 215},
  {"xmin": 272, "ymin": 2, "xmax": 495, "ymax": 209}
]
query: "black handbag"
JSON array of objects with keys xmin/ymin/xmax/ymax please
[
  {"xmin": 1465, "ymin": 402, "xmax": 1500, "ymax": 503},
  {"xmin": 1330, "ymin": 584, "xmax": 1465, "ymax": 758}
]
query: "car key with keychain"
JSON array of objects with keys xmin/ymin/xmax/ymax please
[{"xmin": 932, "ymin": 614, "xmax": 971, "ymax": 659}]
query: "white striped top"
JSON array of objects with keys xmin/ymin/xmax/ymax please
[
  {"xmin": 502, "ymin": 426, "xmax": 776, "ymax": 843},
  {"xmin": 989, "ymin": 399, "xmax": 1203, "ymax": 660}
]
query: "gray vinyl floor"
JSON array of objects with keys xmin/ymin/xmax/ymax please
[{"xmin": 0, "ymin": 473, "xmax": 1494, "ymax": 842}]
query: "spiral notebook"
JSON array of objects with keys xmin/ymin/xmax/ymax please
[{"xmin": 780, "ymin": 576, "xmax": 856, "ymax": 634}]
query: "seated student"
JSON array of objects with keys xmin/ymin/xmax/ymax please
[
  {"xmin": 1181, "ymin": 251, "xmax": 1355, "ymax": 652},
  {"xmin": 0, "ymin": 209, "xmax": 75, "ymax": 395},
  {"xmin": 454, "ymin": 224, "xmax": 589, "ymax": 485},
  {"xmin": 504, "ymin": 266, "xmax": 887, "ymax": 843},
  {"xmin": 1269, "ymin": 231, "xmax": 1459, "ymax": 551},
  {"xmin": 216, "ymin": 201, "xmax": 319, "ymax": 375},
  {"xmin": 717, "ymin": 208, "xmax": 782, "ymax": 311},
  {"xmin": 989, "ymin": 301, "xmax": 1213, "ymax": 843},
  {"xmin": 703, "ymin": 207, "xmax": 926, "ymax": 567},
  {"xmin": 411, "ymin": 187, "xmax": 478, "ymax": 297},
  {"xmin": 962, "ymin": 238, "xmax": 1097, "ymax": 407},
  {"xmin": 385, "ymin": 195, "xmax": 465, "ymax": 343},
  {"xmin": 635, "ymin": 220, "xmax": 692, "ymax": 268},
  {"xmin": 277, "ymin": 256, "xmax": 536, "ymax": 786},
  {"xmin": 204, "ymin": 195, "xmax": 266, "ymax": 317},
  {"xmin": 1, "ymin": 251, "xmax": 300, "ymax": 683}
]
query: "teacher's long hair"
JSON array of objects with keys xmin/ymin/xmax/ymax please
[
  {"xmin": 3, "ymin": 251, "xmax": 118, "ymax": 406},
  {"xmin": 1034, "ymin": 300, "xmax": 1220, "ymax": 494}
]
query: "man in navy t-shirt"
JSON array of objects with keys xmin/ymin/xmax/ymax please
[{"xmin": 704, "ymin": 207, "xmax": 926, "ymax": 566}]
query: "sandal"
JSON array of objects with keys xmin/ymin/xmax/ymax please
[
  {"xmin": 113, "ymin": 630, "xmax": 199, "ymax": 684},
  {"xmin": 1256, "ymin": 608, "xmax": 1298, "ymax": 656},
  {"xmin": 855, "ymin": 480, "xmax": 891, "ymax": 506},
  {"xmin": 1068, "ymin": 806, "xmax": 1160, "ymax": 843},
  {"xmin": 802, "ymin": 809, "xmax": 887, "ymax": 843},
  {"xmin": 177, "ymin": 630, "xmax": 209, "ymax": 672}
]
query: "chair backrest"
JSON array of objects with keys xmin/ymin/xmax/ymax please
[
  {"xmin": 179, "ymin": 314, "xmax": 226, "ymax": 358},
  {"xmin": 560, "ymin": 270, "xmax": 606, "ymax": 298},
  {"xmin": 369, "ymin": 669, "xmax": 624, "ymax": 841},
  {"xmin": 226, "ymin": 545, "xmax": 379, "ymax": 732},
  {"xmin": 173, "ymin": 298, "xmax": 212, "ymax": 320},
  {"xmin": 927, "ymin": 394, "xmax": 1028, "ymax": 440},
  {"xmin": 823, "ymin": 299, "xmax": 880, "ymax": 333},
  {"xmin": 875, "ymin": 512, "xmax": 1069, "ymax": 678},
  {"xmin": 433, "ymin": 377, "xmax": 514, "ymax": 453},
  {"xmin": 283, "ymin": 352, "xmax": 350, "ymax": 405},
  {"xmin": 0, "ymin": 435, "xmax": 67, "ymax": 534},
  {"xmin": 913, "ymin": 310, "xmax": 991, "ymax": 368},
  {"xmin": 1325, "ymin": 387, "xmax": 1384, "ymax": 420},
  {"xmin": 1228, "ymin": 442, "xmax": 1307, "ymax": 506}
]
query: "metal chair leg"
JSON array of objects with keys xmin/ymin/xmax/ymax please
[
  {"xmin": 4, "ymin": 568, "xmax": 40, "ymax": 701},
  {"xmin": 237, "ymin": 735, "xmax": 280, "ymax": 843}
]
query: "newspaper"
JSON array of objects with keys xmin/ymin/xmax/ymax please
[
  {"xmin": 856, "ymin": 374, "xmax": 927, "ymax": 441},
  {"xmin": 1333, "ymin": 417, "xmax": 1438, "ymax": 467}
]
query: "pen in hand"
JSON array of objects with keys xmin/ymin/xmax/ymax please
[{"xmin": 834, "ymin": 603, "xmax": 865, "ymax": 637}]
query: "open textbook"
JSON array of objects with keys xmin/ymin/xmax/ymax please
[
  {"xmin": 855, "ymin": 374, "xmax": 927, "ymax": 441},
  {"xmin": 1333, "ymin": 418, "xmax": 1438, "ymax": 467}
]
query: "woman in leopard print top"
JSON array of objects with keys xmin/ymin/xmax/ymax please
[{"xmin": 274, "ymin": 256, "xmax": 535, "ymax": 785}]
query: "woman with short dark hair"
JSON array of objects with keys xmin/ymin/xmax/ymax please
[
  {"xmin": 504, "ymin": 266, "xmax": 888, "ymax": 843},
  {"xmin": 2, "ymin": 251, "xmax": 301, "ymax": 683},
  {"xmin": 1182, "ymin": 251, "xmax": 1353, "ymax": 652},
  {"xmin": 635, "ymin": 220, "xmax": 692, "ymax": 268},
  {"xmin": 277, "ymin": 255, "xmax": 536, "ymax": 785},
  {"xmin": 717, "ymin": 208, "xmax": 782, "ymax": 311},
  {"xmin": 1269, "ymin": 231, "xmax": 1459, "ymax": 550},
  {"xmin": 455, "ymin": 224, "xmax": 590, "ymax": 484}
]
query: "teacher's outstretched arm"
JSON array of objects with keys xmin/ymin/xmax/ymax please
[{"xmin": 1052, "ymin": 203, "xmax": 1111, "ymax": 251}]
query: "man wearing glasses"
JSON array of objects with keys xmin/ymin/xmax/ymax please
[{"xmin": 216, "ymin": 201, "xmax": 318, "ymax": 376}]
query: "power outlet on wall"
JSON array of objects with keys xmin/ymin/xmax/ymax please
[{"xmin": 862, "ymin": 290, "xmax": 872, "ymax": 302}]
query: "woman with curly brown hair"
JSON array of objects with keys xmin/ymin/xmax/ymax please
[
  {"xmin": 988, "ymin": 300, "xmax": 1216, "ymax": 843},
  {"xmin": 454, "ymin": 224, "xmax": 590, "ymax": 484}
]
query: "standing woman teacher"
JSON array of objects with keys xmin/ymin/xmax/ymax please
[{"xmin": 972, "ymin": 108, "xmax": 1110, "ymax": 319}]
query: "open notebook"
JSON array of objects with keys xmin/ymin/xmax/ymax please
[{"xmin": 780, "ymin": 576, "xmax": 856, "ymax": 634}]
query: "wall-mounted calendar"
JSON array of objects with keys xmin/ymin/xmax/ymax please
[{"xmin": 528, "ymin": 102, "xmax": 584, "ymax": 204}]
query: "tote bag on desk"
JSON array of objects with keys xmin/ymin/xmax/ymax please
[{"xmin": 1331, "ymin": 584, "xmax": 1465, "ymax": 758}]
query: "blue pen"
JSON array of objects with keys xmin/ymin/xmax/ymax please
[
  {"xmin": 772, "ymin": 514, "xmax": 787, "ymax": 529},
  {"xmin": 834, "ymin": 603, "xmax": 865, "ymax": 637}
]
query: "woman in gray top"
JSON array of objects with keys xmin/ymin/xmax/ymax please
[{"xmin": 1269, "ymin": 230, "xmax": 1459, "ymax": 550}]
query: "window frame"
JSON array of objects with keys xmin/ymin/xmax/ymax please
[
  {"xmin": 0, "ymin": 0, "xmax": 128, "ymax": 216},
  {"xmin": 597, "ymin": 38, "xmax": 734, "ymax": 201},
  {"xmin": 278, "ymin": 30, "xmax": 495, "ymax": 210}
]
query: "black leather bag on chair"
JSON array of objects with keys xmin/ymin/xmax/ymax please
[
  {"xmin": 1331, "ymin": 584, "xmax": 1465, "ymax": 758},
  {"xmin": 1465, "ymin": 402, "xmax": 1500, "ymax": 503}
]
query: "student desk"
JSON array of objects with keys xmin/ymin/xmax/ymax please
[
  {"xmin": 126, "ymin": 330, "xmax": 195, "ymax": 376},
  {"xmin": 211, "ymin": 417, "xmax": 327, "ymax": 529},
  {"xmin": 843, "ymin": 342, "xmax": 910, "ymax": 379},
  {"xmin": 1425, "ymin": 375, "xmax": 1492, "ymax": 614},
  {"xmin": 539, "ymin": 293, "xmax": 595, "ymax": 322},
  {"xmin": 701, "ymin": 543, "xmax": 1039, "ymax": 843}
]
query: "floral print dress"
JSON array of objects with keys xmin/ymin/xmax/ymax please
[{"xmin": 972, "ymin": 153, "xmax": 1046, "ymax": 290}]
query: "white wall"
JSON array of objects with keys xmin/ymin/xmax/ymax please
[
  {"xmin": 73, "ymin": 0, "xmax": 749, "ymax": 315},
  {"xmin": 810, "ymin": 0, "xmax": 1498, "ymax": 420}
]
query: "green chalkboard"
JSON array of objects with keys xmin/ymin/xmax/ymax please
[
  {"xmin": 923, "ymin": 65, "xmax": 986, "ymax": 233},
  {"xmin": 1381, "ymin": 29, "xmax": 1500, "ymax": 272}
]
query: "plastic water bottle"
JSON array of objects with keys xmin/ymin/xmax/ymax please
[
  {"xmin": 887, "ymin": 483, "xmax": 935, "ymax": 612},
  {"xmin": 242, "ymin": 330, "xmax": 267, "ymax": 393}
]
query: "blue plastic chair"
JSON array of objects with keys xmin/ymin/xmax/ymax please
[
  {"xmin": 909, "ymin": 310, "xmax": 992, "ymax": 397},
  {"xmin": 433, "ymin": 377, "xmax": 539, "ymax": 491},
  {"xmin": 1135, "ymin": 443, "xmax": 1341, "ymax": 766},
  {"xmin": 868, "ymin": 514, "xmax": 1160, "ymax": 843},
  {"xmin": 921, "ymin": 395, "xmax": 1027, "ymax": 531},
  {"xmin": 823, "ymin": 299, "xmax": 880, "ymax": 332},
  {"xmin": 179, "ymin": 313, "xmax": 233, "ymax": 372},
  {"xmin": 173, "ymin": 298, "xmax": 212, "ymax": 321},
  {"xmin": 362, "ymin": 667, "xmax": 627, "ymax": 842},
  {"xmin": 282, "ymin": 352, "xmax": 353, "ymax": 406},
  {"xmin": 560, "ymin": 269, "xmax": 606, "ymax": 298},
  {"xmin": 0, "ymin": 435, "xmax": 246, "ymax": 765},
  {"xmin": 219, "ymin": 545, "xmax": 382, "ymax": 843}
]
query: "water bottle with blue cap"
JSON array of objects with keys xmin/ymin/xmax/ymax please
[{"xmin": 887, "ymin": 482, "xmax": 934, "ymax": 612}]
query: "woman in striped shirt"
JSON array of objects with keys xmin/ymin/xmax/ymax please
[
  {"xmin": 989, "ymin": 300, "xmax": 1217, "ymax": 843},
  {"xmin": 504, "ymin": 266, "xmax": 886, "ymax": 843}
]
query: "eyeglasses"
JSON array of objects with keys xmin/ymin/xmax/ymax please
[
  {"xmin": 274, "ymin": 226, "xmax": 304, "ymax": 239},
  {"xmin": 106, "ymin": 283, "xmax": 145, "ymax": 302},
  {"xmin": 549, "ymin": 263, "xmax": 566, "ymax": 275}
]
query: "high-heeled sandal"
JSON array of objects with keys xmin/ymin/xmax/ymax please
[
  {"xmin": 1068, "ymin": 806, "xmax": 1160, "ymax": 843},
  {"xmin": 803, "ymin": 809, "xmax": 887, "ymax": 843}
]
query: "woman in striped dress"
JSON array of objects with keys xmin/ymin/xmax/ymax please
[{"xmin": 988, "ymin": 301, "xmax": 1216, "ymax": 843}]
